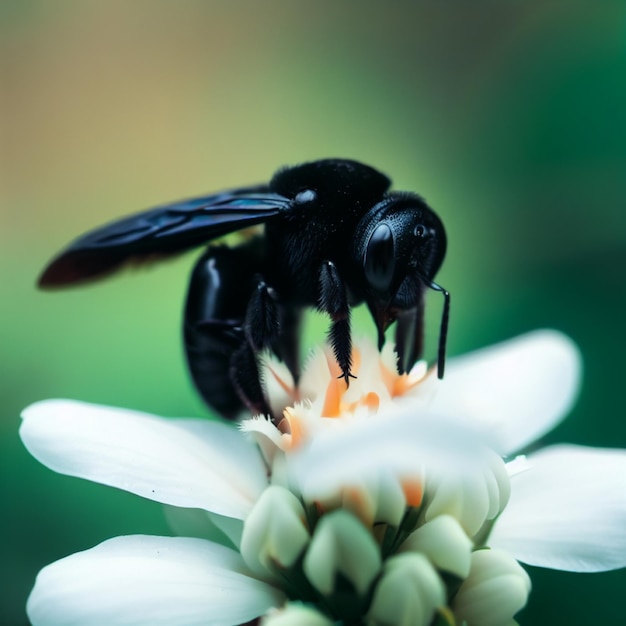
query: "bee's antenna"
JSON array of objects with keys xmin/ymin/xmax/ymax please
[{"xmin": 428, "ymin": 280, "xmax": 450, "ymax": 379}]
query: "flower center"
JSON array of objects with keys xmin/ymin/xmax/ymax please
[
  {"xmin": 260, "ymin": 340, "xmax": 433, "ymax": 451},
  {"xmin": 242, "ymin": 476, "xmax": 526, "ymax": 626},
  {"xmin": 241, "ymin": 340, "xmax": 528, "ymax": 625}
]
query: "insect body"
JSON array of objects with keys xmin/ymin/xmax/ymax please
[{"xmin": 39, "ymin": 159, "xmax": 449, "ymax": 420}]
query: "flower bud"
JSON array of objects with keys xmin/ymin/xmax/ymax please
[
  {"xmin": 424, "ymin": 453, "xmax": 510, "ymax": 538},
  {"xmin": 303, "ymin": 510, "xmax": 381, "ymax": 596},
  {"xmin": 452, "ymin": 548, "xmax": 531, "ymax": 626},
  {"xmin": 400, "ymin": 515, "xmax": 473, "ymax": 579},
  {"xmin": 311, "ymin": 469, "xmax": 409, "ymax": 528},
  {"xmin": 261, "ymin": 602, "xmax": 333, "ymax": 626},
  {"xmin": 240, "ymin": 485, "xmax": 310, "ymax": 577},
  {"xmin": 368, "ymin": 552, "xmax": 446, "ymax": 626}
]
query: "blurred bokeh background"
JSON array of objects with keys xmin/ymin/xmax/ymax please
[{"xmin": 2, "ymin": 2, "xmax": 626, "ymax": 623}]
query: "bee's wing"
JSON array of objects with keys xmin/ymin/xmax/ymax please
[{"xmin": 39, "ymin": 187, "xmax": 290, "ymax": 286}]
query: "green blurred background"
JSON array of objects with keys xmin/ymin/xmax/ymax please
[{"xmin": 2, "ymin": 2, "xmax": 626, "ymax": 624}]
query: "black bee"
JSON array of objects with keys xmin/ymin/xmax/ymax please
[{"xmin": 39, "ymin": 159, "xmax": 449, "ymax": 421}]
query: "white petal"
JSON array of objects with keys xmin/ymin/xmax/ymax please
[
  {"xmin": 288, "ymin": 407, "xmax": 499, "ymax": 506},
  {"xmin": 429, "ymin": 330, "xmax": 581, "ymax": 455},
  {"xmin": 20, "ymin": 400, "xmax": 267, "ymax": 519},
  {"xmin": 162, "ymin": 506, "xmax": 238, "ymax": 547},
  {"xmin": 208, "ymin": 512, "xmax": 245, "ymax": 548},
  {"xmin": 490, "ymin": 445, "xmax": 626, "ymax": 571},
  {"xmin": 240, "ymin": 416, "xmax": 285, "ymax": 466},
  {"xmin": 27, "ymin": 535, "xmax": 284, "ymax": 626}
]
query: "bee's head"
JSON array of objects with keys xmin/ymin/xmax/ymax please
[{"xmin": 354, "ymin": 194, "xmax": 448, "ymax": 376}]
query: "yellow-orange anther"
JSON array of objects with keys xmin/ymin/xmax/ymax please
[
  {"xmin": 321, "ymin": 377, "xmax": 348, "ymax": 417},
  {"xmin": 279, "ymin": 407, "xmax": 304, "ymax": 449},
  {"xmin": 379, "ymin": 360, "xmax": 423, "ymax": 398},
  {"xmin": 401, "ymin": 479, "xmax": 424, "ymax": 507}
]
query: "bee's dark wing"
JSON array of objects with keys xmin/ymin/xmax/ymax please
[{"xmin": 39, "ymin": 187, "xmax": 291, "ymax": 287}]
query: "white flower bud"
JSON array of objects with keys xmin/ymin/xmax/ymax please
[
  {"xmin": 452, "ymin": 548, "xmax": 531, "ymax": 626},
  {"xmin": 303, "ymin": 509, "xmax": 381, "ymax": 596},
  {"xmin": 261, "ymin": 602, "xmax": 333, "ymax": 626},
  {"xmin": 424, "ymin": 453, "xmax": 510, "ymax": 538},
  {"xmin": 368, "ymin": 552, "xmax": 446, "ymax": 626},
  {"xmin": 374, "ymin": 469, "xmax": 414, "ymax": 527},
  {"xmin": 240, "ymin": 485, "xmax": 310, "ymax": 577},
  {"xmin": 309, "ymin": 468, "xmax": 409, "ymax": 528},
  {"xmin": 400, "ymin": 515, "xmax": 473, "ymax": 579}
]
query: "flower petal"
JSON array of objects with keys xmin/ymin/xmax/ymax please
[
  {"xmin": 429, "ymin": 330, "xmax": 581, "ymax": 455},
  {"xmin": 490, "ymin": 445, "xmax": 626, "ymax": 571},
  {"xmin": 288, "ymin": 408, "xmax": 505, "ymax": 526},
  {"xmin": 27, "ymin": 535, "xmax": 284, "ymax": 626},
  {"xmin": 162, "ymin": 506, "xmax": 236, "ymax": 546},
  {"xmin": 20, "ymin": 400, "xmax": 267, "ymax": 519},
  {"xmin": 452, "ymin": 549, "xmax": 531, "ymax": 626}
]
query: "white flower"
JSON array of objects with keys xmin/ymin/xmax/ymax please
[{"xmin": 20, "ymin": 330, "xmax": 626, "ymax": 625}]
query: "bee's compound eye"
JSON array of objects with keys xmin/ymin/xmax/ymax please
[
  {"xmin": 364, "ymin": 223, "xmax": 395, "ymax": 293},
  {"xmin": 294, "ymin": 189, "xmax": 317, "ymax": 204}
]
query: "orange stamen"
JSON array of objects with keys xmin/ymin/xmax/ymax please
[
  {"xmin": 363, "ymin": 391, "xmax": 380, "ymax": 412},
  {"xmin": 392, "ymin": 373, "xmax": 422, "ymax": 397},
  {"xmin": 379, "ymin": 357, "xmax": 423, "ymax": 398},
  {"xmin": 281, "ymin": 407, "xmax": 304, "ymax": 449},
  {"xmin": 322, "ymin": 377, "xmax": 348, "ymax": 417},
  {"xmin": 267, "ymin": 364, "xmax": 296, "ymax": 398},
  {"xmin": 401, "ymin": 479, "xmax": 424, "ymax": 507}
]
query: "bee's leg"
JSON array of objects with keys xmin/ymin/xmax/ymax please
[
  {"xmin": 243, "ymin": 279, "xmax": 281, "ymax": 355},
  {"xmin": 274, "ymin": 304, "xmax": 303, "ymax": 388},
  {"xmin": 184, "ymin": 239, "xmax": 274, "ymax": 420},
  {"xmin": 244, "ymin": 282, "xmax": 304, "ymax": 408},
  {"xmin": 229, "ymin": 340, "xmax": 273, "ymax": 419},
  {"xmin": 233, "ymin": 278, "xmax": 284, "ymax": 420},
  {"xmin": 395, "ymin": 282, "xmax": 450, "ymax": 378},
  {"xmin": 318, "ymin": 260, "xmax": 354, "ymax": 384}
]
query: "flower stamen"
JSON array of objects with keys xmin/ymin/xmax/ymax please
[
  {"xmin": 401, "ymin": 478, "xmax": 425, "ymax": 508},
  {"xmin": 321, "ymin": 376, "xmax": 348, "ymax": 417}
]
